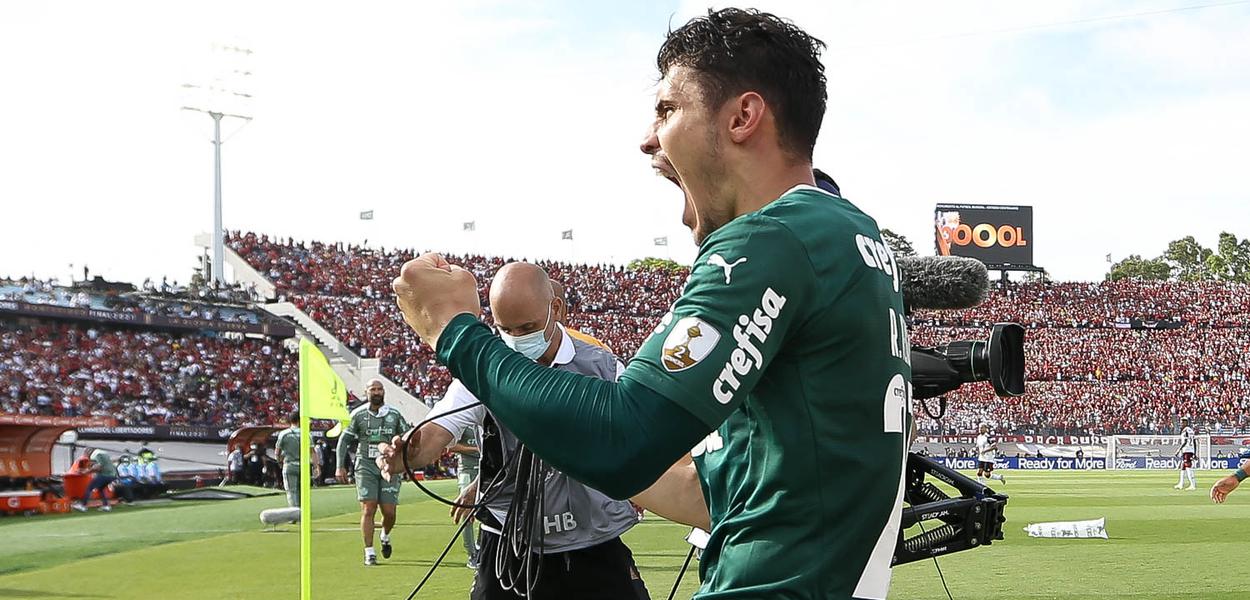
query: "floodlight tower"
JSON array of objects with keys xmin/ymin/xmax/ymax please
[{"xmin": 181, "ymin": 43, "xmax": 254, "ymax": 285}]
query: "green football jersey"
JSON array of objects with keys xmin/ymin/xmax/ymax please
[
  {"xmin": 338, "ymin": 404, "xmax": 411, "ymax": 473},
  {"xmin": 626, "ymin": 185, "xmax": 911, "ymax": 599},
  {"xmin": 455, "ymin": 428, "xmax": 480, "ymax": 475},
  {"xmin": 91, "ymin": 449, "xmax": 117, "ymax": 478},
  {"xmin": 276, "ymin": 426, "xmax": 301, "ymax": 474}
]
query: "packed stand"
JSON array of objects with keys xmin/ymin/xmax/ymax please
[
  {"xmin": 229, "ymin": 231, "xmax": 685, "ymax": 402},
  {"xmin": 913, "ymin": 279, "xmax": 1250, "ymax": 328},
  {"xmin": 228, "ymin": 232, "xmax": 1250, "ymax": 436},
  {"xmin": 911, "ymin": 326, "xmax": 1250, "ymax": 435},
  {"xmin": 0, "ymin": 320, "xmax": 297, "ymax": 426}
]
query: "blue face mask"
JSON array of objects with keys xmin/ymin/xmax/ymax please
[{"xmin": 499, "ymin": 305, "xmax": 554, "ymax": 361}]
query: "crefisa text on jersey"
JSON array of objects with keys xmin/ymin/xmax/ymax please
[{"xmin": 712, "ymin": 287, "xmax": 786, "ymax": 404}]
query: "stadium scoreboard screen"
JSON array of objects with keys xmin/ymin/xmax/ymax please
[{"xmin": 935, "ymin": 203, "xmax": 1034, "ymax": 268}]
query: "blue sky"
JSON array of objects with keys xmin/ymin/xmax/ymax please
[{"xmin": 1, "ymin": 0, "xmax": 1247, "ymax": 284}]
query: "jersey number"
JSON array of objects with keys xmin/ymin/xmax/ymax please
[{"xmin": 883, "ymin": 373, "xmax": 907, "ymax": 434}]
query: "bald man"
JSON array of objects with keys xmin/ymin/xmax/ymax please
[
  {"xmin": 550, "ymin": 280, "xmax": 613, "ymax": 351},
  {"xmin": 378, "ymin": 263, "xmax": 651, "ymax": 600},
  {"xmin": 337, "ymin": 378, "xmax": 410, "ymax": 565}
]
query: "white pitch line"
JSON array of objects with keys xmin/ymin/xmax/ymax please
[{"xmin": 24, "ymin": 527, "xmax": 382, "ymax": 538}]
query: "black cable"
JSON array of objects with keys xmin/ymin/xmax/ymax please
[
  {"xmin": 666, "ymin": 546, "xmax": 696, "ymax": 600},
  {"xmin": 495, "ymin": 446, "xmax": 547, "ymax": 598},
  {"xmin": 399, "ymin": 401, "xmax": 512, "ymax": 512},
  {"xmin": 914, "ymin": 518, "xmax": 954, "ymax": 600},
  {"xmin": 395, "ymin": 400, "xmax": 549, "ymax": 599},
  {"xmin": 921, "ymin": 396, "xmax": 948, "ymax": 421},
  {"xmin": 403, "ymin": 507, "xmax": 475, "ymax": 600}
]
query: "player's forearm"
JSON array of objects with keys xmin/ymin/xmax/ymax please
[
  {"xmin": 632, "ymin": 455, "xmax": 710, "ymax": 530},
  {"xmin": 437, "ymin": 314, "xmax": 710, "ymax": 499},
  {"xmin": 335, "ymin": 435, "xmax": 353, "ymax": 470}
]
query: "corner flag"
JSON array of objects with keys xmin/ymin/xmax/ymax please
[
  {"xmin": 298, "ymin": 339, "xmax": 350, "ymax": 600},
  {"xmin": 299, "ymin": 338, "xmax": 349, "ymax": 421}
]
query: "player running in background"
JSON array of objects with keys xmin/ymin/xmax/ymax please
[
  {"xmin": 976, "ymin": 424, "xmax": 1006, "ymax": 485},
  {"xmin": 1174, "ymin": 417, "xmax": 1197, "ymax": 491},
  {"xmin": 336, "ymin": 379, "xmax": 411, "ymax": 565},
  {"xmin": 72, "ymin": 448, "xmax": 119, "ymax": 512}
]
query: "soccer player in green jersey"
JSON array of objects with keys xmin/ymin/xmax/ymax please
[
  {"xmin": 275, "ymin": 409, "xmax": 309, "ymax": 508},
  {"xmin": 336, "ymin": 379, "xmax": 411, "ymax": 565},
  {"xmin": 73, "ymin": 448, "xmax": 120, "ymax": 512},
  {"xmin": 391, "ymin": 8, "xmax": 910, "ymax": 598}
]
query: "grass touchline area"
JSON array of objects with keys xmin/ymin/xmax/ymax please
[{"xmin": 1, "ymin": 472, "xmax": 1247, "ymax": 599}]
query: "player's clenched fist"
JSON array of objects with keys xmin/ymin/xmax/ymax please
[{"xmin": 392, "ymin": 253, "xmax": 482, "ymax": 349}]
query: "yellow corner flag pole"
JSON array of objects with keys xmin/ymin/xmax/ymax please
[{"xmin": 299, "ymin": 338, "xmax": 350, "ymax": 600}]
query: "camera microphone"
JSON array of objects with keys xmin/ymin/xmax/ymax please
[
  {"xmin": 897, "ymin": 255, "xmax": 989, "ymax": 312},
  {"xmin": 896, "ymin": 255, "xmax": 1025, "ymax": 400}
]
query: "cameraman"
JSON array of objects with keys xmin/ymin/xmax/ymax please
[
  {"xmin": 391, "ymin": 9, "xmax": 909, "ymax": 599},
  {"xmin": 381, "ymin": 263, "xmax": 651, "ymax": 599}
]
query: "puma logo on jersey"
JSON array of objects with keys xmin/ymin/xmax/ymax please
[
  {"xmin": 707, "ymin": 253, "xmax": 747, "ymax": 284},
  {"xmin": 712, "ymin": 287, "xmax": 786, "ymax": 404}
]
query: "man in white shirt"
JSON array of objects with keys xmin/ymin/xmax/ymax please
[
  {"xmin": 976, "ymin": 424, "xmax": 1006, "ymax": 485},
  {"xmin": 225, "ymin": 446, "xmax": 243, "ymax": 485},
  {"xmin": 1174, "ymin": 417, "xmax": 1197, "ymax": 491},
  {"xmin": 377, "ymin": 263, "xmax": 653, "ymax": 600}
]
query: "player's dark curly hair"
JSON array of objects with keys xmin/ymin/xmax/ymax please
[{"xmin": 657, "ymin": 8, "xmax": 827, "ymax": 160}]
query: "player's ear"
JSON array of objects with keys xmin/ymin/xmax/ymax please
[
  {"xmin": 727, "ymin": 91, "xmax": 766, "ymax": 144},
  {"xmin": 552, "ymin": 296, "xmax": 567, "ymax": 324}
]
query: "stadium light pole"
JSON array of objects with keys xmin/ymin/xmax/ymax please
[{"xmin": 180, "ymin": 44, "xmax": 254, "ymax": 286}]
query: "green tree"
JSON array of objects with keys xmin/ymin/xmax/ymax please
[
  {"xmin": 1162, "ymin": 236, "xmax": 1214, "ymax": 281},
  {"xmin": 627, "ymin": 257, "xmax": 686, "ymax": 273},
  {"xmin": 1107, "ymin": 255, "xmax": 1171, "ymax": 282},
  {"xmin": 880, "ymin": 228, "xmax": 917, "ymax": 258},
  {"xmin": 1211, "ymin": 232, "xmax": 1250, "ymax": 283}
]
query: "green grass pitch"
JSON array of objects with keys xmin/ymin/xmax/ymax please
[{"xmin": 1, "ymin": 471, "xmax": 1247, "ymax": 599}]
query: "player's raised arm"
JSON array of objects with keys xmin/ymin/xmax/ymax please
[{"xmin": 396, "ymin": 217, "xmax": 811, "ymax": 499}]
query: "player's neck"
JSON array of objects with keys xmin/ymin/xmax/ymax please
[{"xmin": 726, "ymin": 158, "xmax": 815, "ymax": 219}]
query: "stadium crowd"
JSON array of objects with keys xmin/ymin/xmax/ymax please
[
  {"xmin": 0, "ymin": 320, "xmax": 297, "ymax": 426},
  {"xmin": 226, "ymin": 232, "xmax": 1250, "ymax": 437},
  {"xmin": 913, "ymin": 279, "xmax": 1250, "ymax": 328},
  {"xmin": 7, "ymin": 233, "xmax": 1243, "ymax": 437}
]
